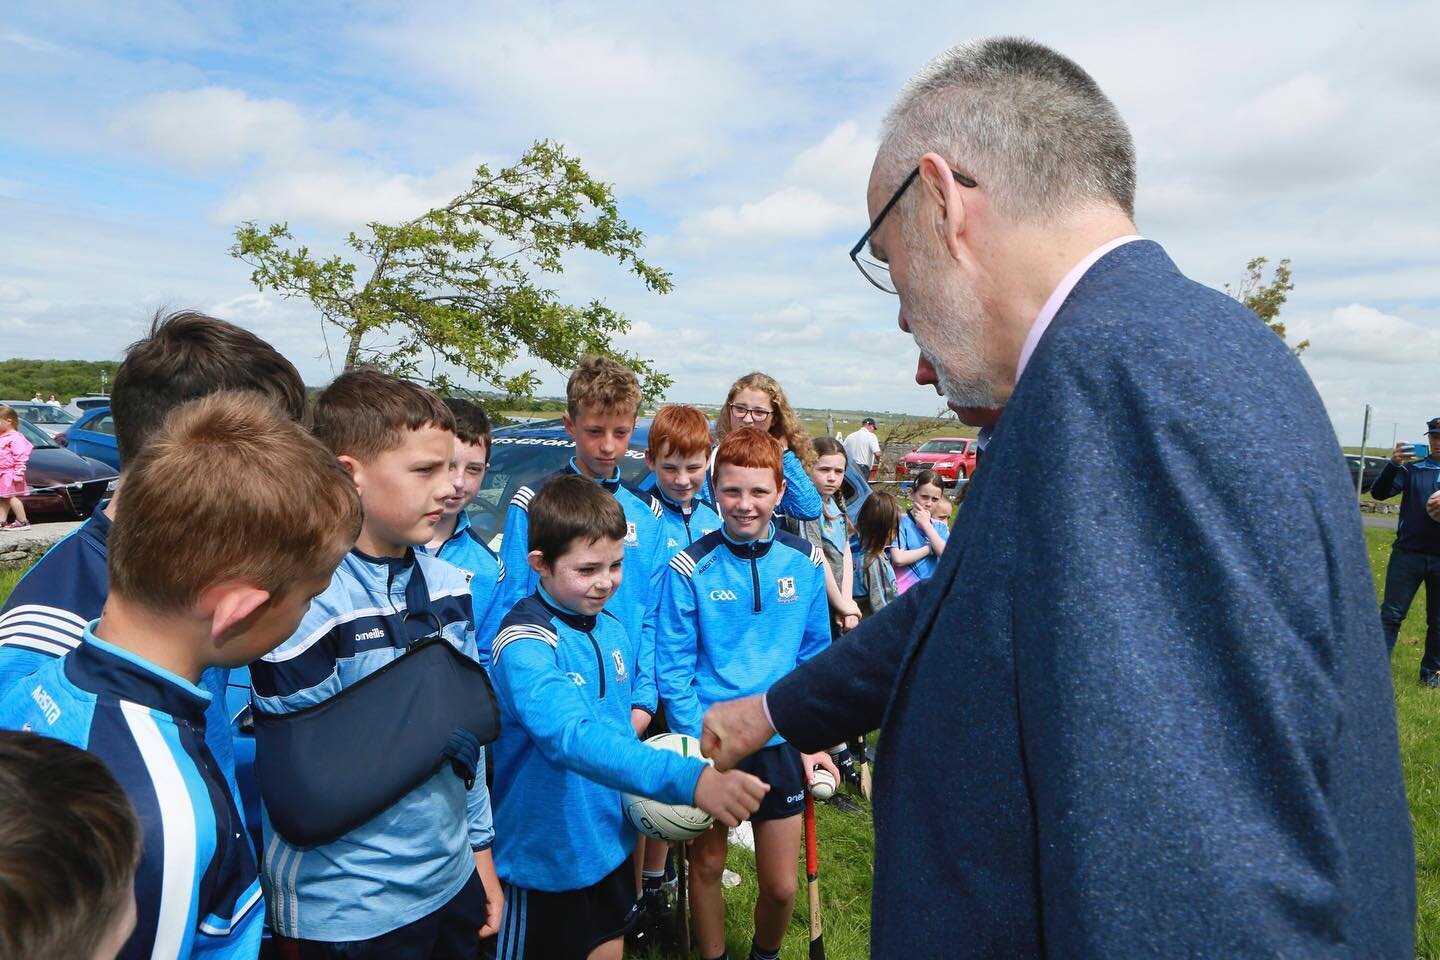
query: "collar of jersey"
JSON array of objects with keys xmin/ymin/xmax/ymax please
[
  {"xmin": 719, "ymin": 521, "xmax": 776, "ymax": 558},
  {"xmin": 80, "ymin": 501, "xmax": 113, "ymax": 550},
  {"xmin": 566, "ymin": 458, "xmax": 622, "ymax": 493},
  {"xmin": 349, "ymin": 545, "xmax": 417, "ymax": 589},
  {"xmin": 536, "ymin": 586, "xmax": 598, "ymax": 632},
  {"xmin": 657, "ymin": 489, "xmax": 700, "ymax": 517},
  {"xmin": 67, "ymin": 624, "xmax": 212, "ymax": 720},
  {"xmin": 444, "ymin": 508, "xmax": 474, "ymax": 543}
]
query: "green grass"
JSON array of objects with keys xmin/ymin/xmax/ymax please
[
  {"xmin": 1366, "ymin": 527, "xmax": 1440, "ymax": 957},
  {"xmin": 0, "ymin": 565, "xmax": 27, "ymax": 600}
]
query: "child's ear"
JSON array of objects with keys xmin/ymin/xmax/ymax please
[
  {"xmin": 644, "ymin": 450, "xmax": 655, "ymax": 470},
  {"xmin": 776, "ymin": 477, "xmax": 787, "ymax": 502},
  {"xmin": 336, "ymin": 455, "xmax": 363, "ymax": 492},
  {"xmin": 562, "ymin": 414, "xmax": 575, "ymax": 439},
  {"xmin": 202, "ymin": 581, "xmax": 273, "ymax": 640},
  {"xmin": 526, "ymin": 550, "xmax": 550, "ymax": 578}
]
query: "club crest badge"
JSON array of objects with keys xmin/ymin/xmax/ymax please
[
  {"xmin": 612, "ymin": 649, "xmax": 627, "ymax": 681},
  {"xmin": 777, "ymin": 576, "xmax": 797, "ymax": 602},
  {"xmin": 625, "ymin": 521, "xmax": 638, "ymax": 546}
]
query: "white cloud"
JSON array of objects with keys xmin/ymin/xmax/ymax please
[
  {"xmin": 0, "ymin": 282, "xmax": 28, "ymax": 304},
  {"xmin": 683, "ymin": 187, "xmax": 856, "ymax": 241},
  {"xmin": 112, "ymin": 86, "xmax": 364, "ymax": 173},
  {"xmin": 215, "ymin": 164, "xmax": 460, "ymax": 229},
  {"xmin": 1291, "ymin": 304, "xmax": 1440, "ymax": 366}
]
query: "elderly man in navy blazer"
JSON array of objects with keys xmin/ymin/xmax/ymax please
[{"xmin": 702, "ymin": 36, "xmax": 1415, "ymax": 958}]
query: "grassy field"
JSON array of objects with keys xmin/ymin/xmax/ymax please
[{"xmin": 0, "ymin": 526, "xmax": 1433, "ymax": 955}]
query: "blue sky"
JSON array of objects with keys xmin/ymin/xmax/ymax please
[{"xmin": 2, "ymin": 1, "xmax": 1437, "ymax": 444}]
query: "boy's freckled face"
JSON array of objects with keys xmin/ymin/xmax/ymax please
[
  {"xmin": 354, "ymin": 425, "xmax": 457, "ymax": 549},
  {"xmin": 715, "ymin": 463, "xmax": 783, "ymax": 542},
  {"xmin": 538, "ymin": 536, "xmax": 625, "ymax": 616},
  {"xmin": 647, "ymin": 446, "xmax": 709, "ymax": 507},
  {"xmin": 565, "ymin": 407, "xmax": 635, "ymax": 479},
  {"xmin": 443, "ymin": 438, "xmax": 489, "ymax": 518}
]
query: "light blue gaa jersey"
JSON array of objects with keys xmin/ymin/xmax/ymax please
[
  {"xmin": 656, "ymin": 523, "xmax": 831, "ymax": 747},
  {"xmin": 0, "ymin": 629, "xmax": 262, "ymax": 960},
  {"xmin": 417, "ymin": 508, "xmax": 507, "ymax": 668},
  {"xmin": 0, "ymin": 505, "xmax": 236, "ymax": 780},
  {"xmin": 249, "ymin": 548, "xmax": 493, "ymax": 942},
  {"xmin": 655, "ymin": 491, "xmax": 722, "ymax": 553},
  {"xmin": 489, "ymin": 589, "xmax": 706, "ymax": 893},
  {"xmin": 893, "ymin": 512, "xmax": 950, "ymax": 582},
  {"xmin": 498, "ymin": 459, "xmax": 665, "ymax": 713}
]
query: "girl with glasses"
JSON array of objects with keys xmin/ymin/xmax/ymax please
[{"xmin": 710, "ymin": 372, "xmax": 822, "ymax": 521}]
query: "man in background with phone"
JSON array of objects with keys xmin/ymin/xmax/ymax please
[{"xmin": 1372, "ymin": 417, "xmax": 1440, "ymax": 684}]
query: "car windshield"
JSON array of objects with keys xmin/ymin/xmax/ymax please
[
  {"xmin": 11, "ymin": 403, "xmax": 76, "ymax": 426},
  {"xmin": 465, "ymin": 434, "xmax": 650, "ymax": 548},
  {"xmin": 917, "ymin": 439, "xmax": 967, "ymax": 454},
  {"xmin": 15, "ymin": 418, "xmax": 58, "ymax": 449}
]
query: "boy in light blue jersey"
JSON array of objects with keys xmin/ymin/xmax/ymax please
[
  {"xmin": 488, "ymin": 476, "xmax": 767, "ymax": 960},
  {"xmin": 646, "ymin": 404, "xmax": 722, "ymax": 553},
  {"xmin": 0, "ymin": 393, "xmax": 361, "ymax": 960},
  {"xmin": 249, "ymin": 372, "xmax": 502, "ymax": 958},
  {"xmin": 656, "ymin": 428, "xmax": 839, "ymax": 960},
  {"xmin": 498, "ymin": 355, "xmax": 667, "ymax": 732},
  {"xmin": 419, "ymin": 397, "xmax": 506, "ymax": 666}
]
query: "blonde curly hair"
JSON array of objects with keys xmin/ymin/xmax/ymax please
[{"xmin": 716, "ymin": 372, "xmax": 815, "ymax": 469}]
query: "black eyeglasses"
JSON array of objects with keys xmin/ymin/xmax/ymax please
[{"xmin": 849, "ymin": 165, "xmax": 978, "ymax": 294}]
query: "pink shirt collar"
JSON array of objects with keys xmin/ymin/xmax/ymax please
[{"xmin": 1015, "ymin": 235, "xmax": 1144, "ymax": 384}]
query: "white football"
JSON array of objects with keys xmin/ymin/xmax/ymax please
[
  {"xmin": 622, "ymin": 732, "xmax": 716, "ymax": 842},
  {"xmin": 809, "ymin": 767, "xmax": 836, "ymax": 801}
]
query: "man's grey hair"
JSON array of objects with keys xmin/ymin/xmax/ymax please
[{"xmin": 879, "ymin": 37, "xmax": 1136, "ymax": 222}]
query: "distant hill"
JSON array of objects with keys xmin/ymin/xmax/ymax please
[{"xmin": 0, "ymin": 358, "xmax": 117, "ymax": 403}]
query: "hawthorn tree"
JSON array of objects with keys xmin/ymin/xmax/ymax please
[
  {"xmin": 1226, "ymin": 256, "xmax": 1309, "ymax": 356},
  {"xmin": 230, "ymin": 140, "xmax": 673, "ymax": 400}
]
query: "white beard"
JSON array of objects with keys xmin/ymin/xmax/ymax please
[{"xmin": 903, "ymin": 238, "xmax": 998, "ymax": 409}]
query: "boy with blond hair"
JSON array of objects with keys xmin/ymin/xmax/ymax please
[
  {"xmin": 499, "ymin": 355, "xmax": 667, "ymax": 730},
  {"xmin": 488, "ymin": 476, "xmax": 767, "ymax": 960},
  {"xmin": 656, "ymin": 428, "xmax": 838, "ymax": 960},
  {"xmin": 251, "ymin": 370, "xmax": 501, "ymax": 958},
  {"xmin": 0, "ymin": 392, "xmax": 361, "ymax": 959}
]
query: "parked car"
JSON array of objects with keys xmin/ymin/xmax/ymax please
[
  {"xmin": 1347, "ymin": 454, "xmax": 1389, "ymax": 494},
  {"xmin": 61, "ymin": 407, "xmax": 121, "ymax": 471},
  {"xmin": 2, "ymin": 401, "xmax": 77, "ymax": 440},
  {"xmin": 62, "ymin": 394, "xmax": 112, "ymax": 419},
  {"xmin": 894, "ymin": 436, "xmax": 979, "ymax": 485},
  {"xmin": 10, "ymin": 418, "xmax": 117, "ymax": 520}
]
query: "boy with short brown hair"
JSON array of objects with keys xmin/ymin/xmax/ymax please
[
  {"xmin": 252, "ymin": 370, "xmax": 502, "ymax": 958},
  {"xmin": 0, "ymin": 391, "xmax": 361, "ymax": 959},
  {"xmin": 0, "ymin": 729, "xmax": 142, "ymax": 960}
]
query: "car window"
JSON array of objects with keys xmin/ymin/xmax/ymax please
[
  {"xmin": 21, "ymin": 405, "xmax": 76, "ymax": 425},
  {"xmin": 917, "ymin": 439, "xmax": 967, "ymax": 454},
  {"xmin": 91, "ymin": 414, "xmax": 116, "ymax": 436},
  {"xmin": 15, "ymin": 418, "xmax": 57, "ymax": 449},
  {"xmin": 466, "ymin": 436, "xmax": 650, "ymax": 547}
]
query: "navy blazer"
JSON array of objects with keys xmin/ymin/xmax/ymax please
[{"xmin": 769, "ymin": 241, "xmax": 1415, "ymax": 957}]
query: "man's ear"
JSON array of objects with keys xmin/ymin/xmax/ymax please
[
  {"xmin": 527, "ymin": 550, "xmax": 550, "ymax": 578},
  {"xmin": 202, "ymin": 581, "xmax": 273, "ymax": 640},
  {"xmin": 917, "ymin": 151, "xmax": 968, "ymax": 263}
]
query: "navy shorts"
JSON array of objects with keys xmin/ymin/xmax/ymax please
[
  {"xmin": 275, "ymin": 869, "xmax": 488, "ymax": 959},
  {"xmin": 737, "ymin": 743, "xmax": 806, "ymax": 821},
  {"xmin": 493, "ymin": 859, "xmax": 635, "ymax": 960}
]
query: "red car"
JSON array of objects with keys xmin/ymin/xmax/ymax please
[{"xmin": 894, "ymin": 437, "xmax": 978, "ymax": 485}]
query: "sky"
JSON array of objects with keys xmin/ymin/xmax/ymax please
[{"xmin": 1, "ymin": 1, "xmax": 1436, "ymax": 445}]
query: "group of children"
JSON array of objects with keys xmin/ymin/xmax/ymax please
[{"xmin": 0, "ymin": 312, "xmax": 917, "ymax": 960}]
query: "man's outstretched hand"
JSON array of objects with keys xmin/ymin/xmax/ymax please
[{"xmin": 701, "ymin": 694, "xmax": 776, "ymax": 770}]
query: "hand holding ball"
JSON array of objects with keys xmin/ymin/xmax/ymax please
[
  {"xmin": 622, "ymin": 733, "xmax": 716, "ymax": 842},
  {"xmin": 809, "ymin": 767, "xmax": 836, "ymax": 801}
]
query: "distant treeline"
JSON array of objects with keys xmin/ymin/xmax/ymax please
[{"xmin": 0, "ymin": 359, "xmax": 118, "ymax": 403}]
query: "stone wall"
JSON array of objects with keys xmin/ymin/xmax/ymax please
[{"xmin": 0, "ymin": 522, "xmax": 80, "ymax": 569}]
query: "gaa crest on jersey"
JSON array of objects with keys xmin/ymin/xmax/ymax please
[
  {"xmin": 777, "ymin": 576, "xmax": 797, "ymax": 603},
  {"xmin": 625, "ymin": 522, "xmax": 638, "ymax": 546},
  {"xmin": 612, "ymin": 649, "xmax": 627, "ymax": 681}
]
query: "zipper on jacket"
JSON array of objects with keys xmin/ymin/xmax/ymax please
[
  {"xmin": 749, "ymin": 551, "xmax": 761, "ymax": 613},
  {"xmin": 682, "ymin": 507, "xmax": 693, "ymax": 544},
  {"xmin": 585, "ymin": 630, "xmax": 607, "ymax": 699}
]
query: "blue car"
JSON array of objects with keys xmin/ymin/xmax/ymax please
[{"xmin": 62, "ymin": 406, "xmax": 121, "ymax": 471}]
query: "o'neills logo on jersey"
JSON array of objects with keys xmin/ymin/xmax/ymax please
[
  {"xmin": 777, "ymin": 576, "xmax": 797, "ymax": 603},
  {"xmin": 625, "ymin": 522, "xmax": 638, "ymax": 546},
  {"xmin": 612, "ymin": 650, "xmax": 627, "ymax": 681},
  {"xmin": 355, "ymin": 626, "xmax": 387, "ymax": 643}
]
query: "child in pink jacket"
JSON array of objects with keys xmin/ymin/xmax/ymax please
[{"xmin": 0, "ymin": 406, "xmax": 34, "ymax": 530}]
